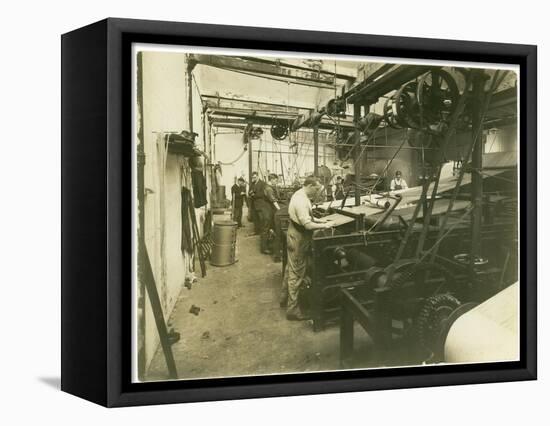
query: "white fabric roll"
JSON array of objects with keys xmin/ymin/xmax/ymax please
[{"xmin": 444, "ymin": 282, "xmax": 519, "ymax": 363}]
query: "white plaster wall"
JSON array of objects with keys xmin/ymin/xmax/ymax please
[{"xmin": 141, "ymin": 51, "xmax": 206, "ymax": 368}]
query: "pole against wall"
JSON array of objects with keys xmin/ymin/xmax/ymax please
[
  {"xmin": 313, "ymin": 124, "xmax": 319, "ymax": 177},
  {"xmin": 353, "ymin": 104, "xmax": 362, "ymax": 206}
]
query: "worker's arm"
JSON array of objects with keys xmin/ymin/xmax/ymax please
[
  {"xmin": 312, "ymin": 216, "xmax": 328, "ymax": 223},
  {"xmin": 402, "ymin": 180, "xmax": 409, "ymax": 189},
  {"xmin": 295, "ymin": 204, "xmax": 331, "ymax": 230},
  {"xmin": 265, "ymin": 186, "xmax": 280, "ymax": 210},
  {"xmin": 390, "ymin": 179, "xmax": 395, "ymax": 191},
  {"xmin": 304, "ymin": 220, "xmax": 331, "ymax": 230}
]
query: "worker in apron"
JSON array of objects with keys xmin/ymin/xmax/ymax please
[
  {"xmin": 280, "ymin": 176, "xmax": 332, "ymax": 321},
  {"xmin": 390, "ymin": 170, "xmax": 408, "ymax": 191}
]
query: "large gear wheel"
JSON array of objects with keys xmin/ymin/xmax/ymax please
[
  {"xmin": 382, "ymin": 69, "xmax": 460, "ymax": 133},
  {"xmin": 411, "ymin": 294, "xmax": 461, "ymax": 363},
  {"xmin": 416, "ymin": 69, "xmax": 459, "ymax": 130}
]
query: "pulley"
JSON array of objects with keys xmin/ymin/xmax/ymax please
[
  {"xmin": 416, "ymin": 69, "xmax": 459, "ymax": 130},
  {"xmin": 326, "ymin": 97, "xmax": 347, "ymax": 117},
  {"xmin": 270, "ymin": 121, "xmax": 289, "ymax": 140},
  {"xmin": 249, "ymin": 127, "xmax": 263, "ymax": 139},
  {"xmin": 382, "ymin": 69, "xmax": 460, "ymax": 133}
]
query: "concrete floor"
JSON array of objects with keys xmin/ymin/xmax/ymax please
[{"xmin": 146, "ymin": 209, "xmax": 375, "ymax": 381}]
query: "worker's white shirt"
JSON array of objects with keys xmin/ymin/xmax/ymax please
[
  {"xmin": 288, "ymin": 188, "xmax": 313, "ymax": 226},
  {"xmin": 390, "ymin": 178, "xmax": 408, "ymax": 190}
]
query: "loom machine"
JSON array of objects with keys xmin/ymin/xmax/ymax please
[{"xmin": 302, "ymin": 65, "xmax": 518, "ymax": 366}]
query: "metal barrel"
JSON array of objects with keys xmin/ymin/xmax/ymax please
[{"xmin": 210, "ymin": 220, "xmax": 238, "ymax": 266}]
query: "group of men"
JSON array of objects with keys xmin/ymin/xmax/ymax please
[
  {"xmin": 231, "ymin": 171, "xmax": 282, "ymax": 257},
  {"xmin": 278, "ymin": 172, "xmax": 407, "ymax": 321},
  {"xmin": 231, "ymin": 170, "xmax": 408, "ymax": 322},
  {"xmin": 330, "ymin": 170, "xmax": 408, "ymax": 201},
  {"xmin": 249, "ymin": 172, "xmax": 282, "ymax": 255},
  {"xmin": 231, "ymin": 172, "xmax": 330, "ymax": 321}
]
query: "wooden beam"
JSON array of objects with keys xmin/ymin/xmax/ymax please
[
  {"xmin": 208, "ymin": 106, "xmax": 297, "ymax": 118},
  {"xmin": 236, "ymin": 56, "xmax": 357, "ymax": 81},
  {"xmin": 185, "ymin": 55, "xmax": 194, "ymax": 132},
  {"xmin": 354, "ymin": 104, "xmax": 362, "ymax": 206},
  {"xmin": 208, "ymin": 107, "xmax": 355, "ymax": 130},
  {"xmin": 202, "ymin": 94, "xmax": 310, "ymax": 115},
  {"xmin": 190, "ymin": 54, "xmax": 335, "ymax": 84}
]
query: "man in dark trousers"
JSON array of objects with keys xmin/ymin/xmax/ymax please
[
  {"xmin": 231, "ymin": 177, "xmax": 247, "ymax": 227},
  {"xmin": 256, "ymin": 173, "xmax": 281, "ymax": 254},
  {"xmin": 248, "ymin": 171, "xmax": 265, "ymax": 234},
  {"xmin": 334, "ymin": 176, "xmax": 345, "ymax": 200}
]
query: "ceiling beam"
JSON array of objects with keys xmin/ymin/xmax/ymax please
[
  {"xmin": 202, "ymin": 95, "xmax": 309, "ymax": 116},
  {"xmin": 189, "ymin": 54, "xmax": 336, "ymax": 84},
  {"xmin": 235, "ymin": 56, "xmax": 356, "ymax": 81},
  {"xmin": 209, "ymin": 108, "xmax": 354, "ymax": 131}
]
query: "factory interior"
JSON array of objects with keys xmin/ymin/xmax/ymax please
[{"xmin": 135, "ymin": 50, "xmax": 519, "ymax": 382}]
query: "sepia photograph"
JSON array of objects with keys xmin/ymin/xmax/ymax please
[{"xmin": 132, "ymin": 44, "xmax": 520, "ymax": 383}]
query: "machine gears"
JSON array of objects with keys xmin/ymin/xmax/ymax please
[{"xmin": 411, "ymin": 294, "xmax": 461, "ymax": 362}]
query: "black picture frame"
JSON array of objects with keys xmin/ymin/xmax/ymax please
[{"xmin": 61, "ymin": 17, "xmax": 537, "ymax": 407}]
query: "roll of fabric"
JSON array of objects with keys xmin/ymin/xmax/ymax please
[{"xmin": 444, "ymin": 282, "xmax": 519, "ymax": 363}]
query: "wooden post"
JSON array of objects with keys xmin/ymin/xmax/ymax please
[
  {"xmin": 313, "ymin": 124, "xmax": 319, "ymax": 177},
  {"xmin": 340, "ymin": 299, "xmax": 355, "ymax": 368},
  {"xmin": 185, "ymin": 55, "xmax": 194, "ymax": 132},
  {"xmin": 136, "ymin": 51, "xmax": 146, "ymax": 380},
  {"xmin": 353, "ymin": 104, "xmax": 362, "ymax": 206},
  {"xmin": 471, "ymin": 71, "xmax": 485, "ymax": 264},
  {"xmin": 248, "ymin": 135, "xmax": 253, "ymax": 186}
]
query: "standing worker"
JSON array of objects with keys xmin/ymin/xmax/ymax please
[
  {"xmin": 280, "ymin": 176, "xmax": 332, "ymax": 321},
  {"xmin": 390, "ymin": 170, "xmax": 408, "ymax": 191},
  {"xmin": 257, "ymin": 173, "xmax": 281, "ymax": 254},
  {"xmin": 334, "ymin": 176, "xmax": 345, "ymax": 200},
  {"xmin": 231, "ymin": 177, "xmax": 247, "ymax": 228},
  {"xmin": 248, "ymin": 171, "xmax": 265, "ymax": 235}
]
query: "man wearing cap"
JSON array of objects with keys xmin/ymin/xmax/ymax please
[{"xmin": 390, "ymin": 170, "xmax": 408, "ymax": 191}]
